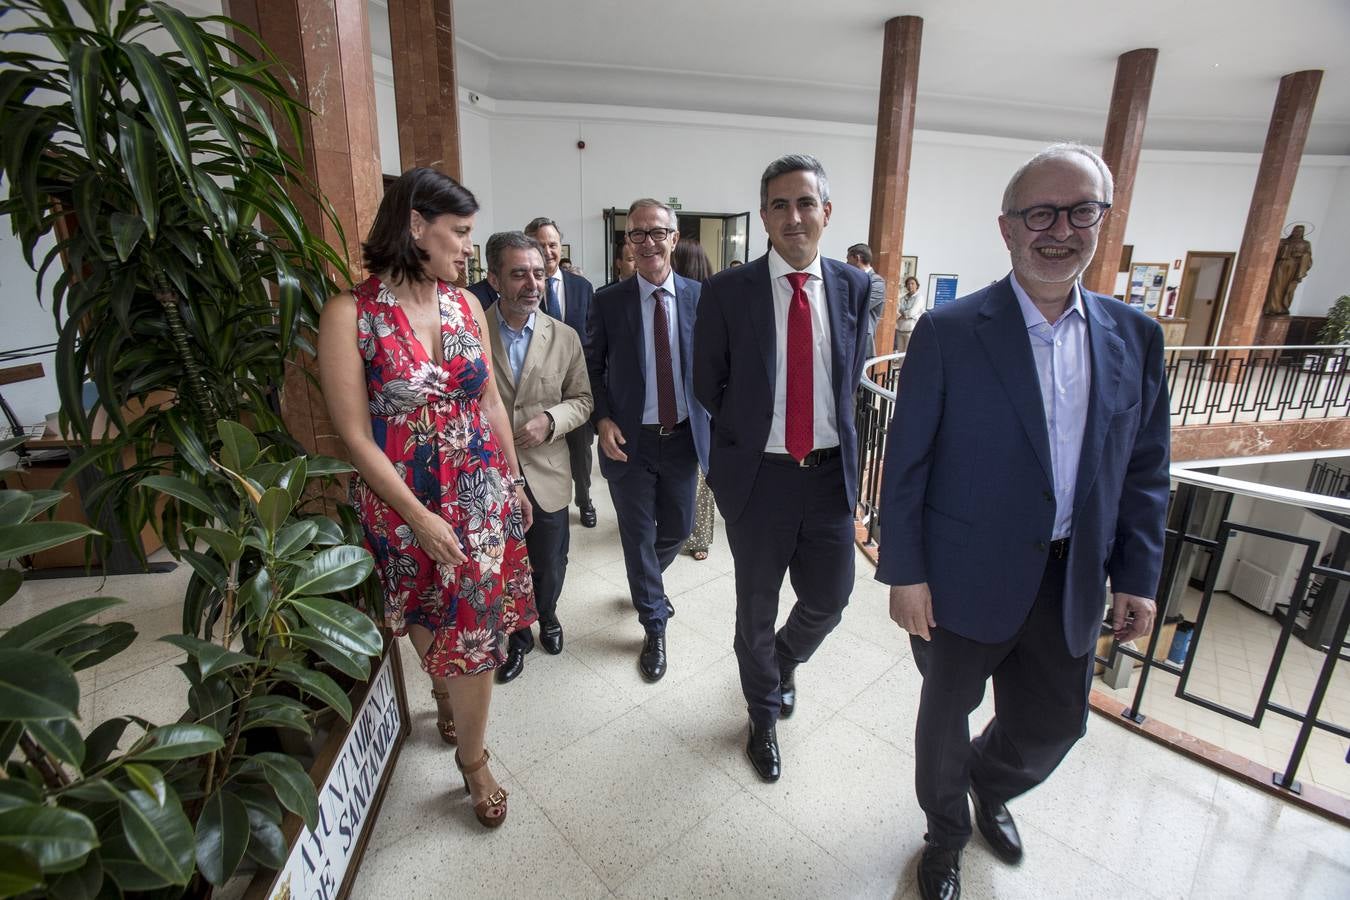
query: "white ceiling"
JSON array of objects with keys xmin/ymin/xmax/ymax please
[{"xmin": 370, "ymin": 0, "xmax": 1350, "ymax": 155}]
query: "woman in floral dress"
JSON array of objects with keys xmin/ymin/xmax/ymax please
[{"xmin": 318, "ymin": 167, "xmax": 535, "ymax": 829}]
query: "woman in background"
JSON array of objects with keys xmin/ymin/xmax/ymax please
[
  {"xmin": 671, "ymin": 240, "xmax": 716, "ymax": 561},
  {"xmin": 318, "ymin": 167, "xmax": 535, "ymax": 829}
]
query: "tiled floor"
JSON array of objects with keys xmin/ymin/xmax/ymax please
[{"xmin": 7, "ymin": 485, "xmax": 1350, "ymax": 899}]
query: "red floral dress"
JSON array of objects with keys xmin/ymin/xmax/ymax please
[{"xmin": 350, "ymin": 275, "xmax": 535, "ymax": 677}]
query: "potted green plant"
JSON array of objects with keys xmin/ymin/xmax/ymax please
[
  {"xmin": 0, "ymin": 430, "xmax": 382, "ymax": 898},
  {"xmin": 0, "ymin": 0, "xmax": 349, "ymax": 558}
]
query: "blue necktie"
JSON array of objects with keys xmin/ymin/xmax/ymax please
[{"xmin": 545, "ymin": 276, "xmax": 561, "ymax": 320}]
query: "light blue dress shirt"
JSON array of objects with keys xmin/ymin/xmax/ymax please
[
  {"xmin": 1010, "ymin": 273, "xmax": 1091, "ymax": 541},
  {"xmin": 494, "ymin": 306, "xmax": 535, "ymax": 384},
  {"xmin": 638, "ymin": 273, "xmax": 688, "ymax": 425}
]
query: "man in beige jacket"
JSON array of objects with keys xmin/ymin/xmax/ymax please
[{"xmin": 483, "ymin": 231, "xmax": 594, "ymax": 683}]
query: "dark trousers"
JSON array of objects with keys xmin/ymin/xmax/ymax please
[
  {"xmin": 509, "ymin": 485, "xmax": 570, "ymax": 654},
  {"xmin": 911, "ymin": 553, "xmax": 1093, "ymax": 849},
  {"xmin": 567, "ymin": 423, "xmax": 594, "ymax": 507},
  {"xmin": 723, "ymin": 454, "xmax": 855, "ymax": 729},
  {"xmin": 606, "ymin": 426, "xmax": 697, "ymax": 634}
]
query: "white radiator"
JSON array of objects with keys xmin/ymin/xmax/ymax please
[{"xmin": 1230, "ymin": 558, "xmax": 1278, "ymax": 613}]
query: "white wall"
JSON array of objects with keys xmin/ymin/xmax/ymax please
[{"xmin": 430, "ymin": 91, "xmax": 1350, "ymax": 322}]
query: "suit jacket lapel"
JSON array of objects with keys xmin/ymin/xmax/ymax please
[
  {"xmin": 975, "ymin": 277, "xmax": 1053, "ymax": 486},
  {"xmin": 1072, "ymin": 293, "xmax": 1125, "ymax": 514},
  {"xmin": 485, "ymin": 315, "xmax": 517, "ymax": 410},
  {"xmin": 624, "ymin": 278, "xmax": 646, "ymax": 396},
  {"xmin": 747, "ymin": 257, "xmax": 777, "ymax": 389},
  {"xmin": 822, "ymin": 258, "xmax": 850, "ymax": 409},
  {"xmin": 516, "ymin": 314, "xmax": 551, "ymax": 396}
]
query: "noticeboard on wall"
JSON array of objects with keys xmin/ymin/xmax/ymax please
[
  {"xmin": 928, "ymin": 274, "xmax": 958, "ymax": 309},
  {"xmin": 1128, "ymin": 262, "xmax": 1168, "ymax": 317}
]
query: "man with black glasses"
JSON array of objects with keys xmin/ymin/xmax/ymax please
[
  {"xmin": 587, "ymin": 199, "xmax": 707, "ymax": 682},
  {"xmin": 876, "ymin": 143, "xmax": 1170, "ymax": 900}
]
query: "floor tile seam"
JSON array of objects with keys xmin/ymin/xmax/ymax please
[
  {"xmin": 504, "ymin": 775, "xmax": 620, "ymax": 897},
  {"xmin": 1017, "ymin": 813, "xmax": 1183, "ymax": 897},
  {"xmin": 832, "ymin": 704, "xmax": 918, "ymax": 761},
  {"xmin": 604, "ymin": 783, "xmax": 756, "ymax": 896},
  {"xmin": 736, "ymin": 786, "xmax": 873, "ymax": 887},
  {"xmin": 502, "ymin": 699, "xmax": 640, "ymax": 783},
  {"xmin": 797, "ymin": 659, "xmax": 915, "ymax": 744},
  {"xmin": 88, "ymin": 649, "xmax": 188, "ymax": 694}
]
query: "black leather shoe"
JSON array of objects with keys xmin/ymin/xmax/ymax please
[
  {"xmin": 778, "ymin": 661, "xmax": 797, "ymax": 719},
  {"xmin": 579, "ymin": 502, "xmax": 597, "ymax": 528},
  {"xmin": 664, "ymin": 596, "xmax": 675, "ymax": 618},
  {"xmin": 917, "ymin": 841, "xmax": 961, "ymax": 900},
  {"xmin": 539, "ymin": 619, "xmax": 564, "ymax": 655},
  {"xmin": 745, "ymin": 721, "xmax": 780, "ymax": 782},
  {"xmin": 495, "ymin": 647, "xmax": 526, "ymax": 684},
  {"xmin": 639, "ymin": 632, "xmax": 666, "ymax": 682},
  {"xmin": 970, "ymin": 788, "xmax": 1022, "ymax": 864}
]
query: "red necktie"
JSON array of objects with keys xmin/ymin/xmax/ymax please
[
  {"xmin": 784, "ymin": 272, "xmax": 813, "ymax": 462},
  {"xmin": 653, "ymin": 288, "xmax": 678, "ymax": 428}
]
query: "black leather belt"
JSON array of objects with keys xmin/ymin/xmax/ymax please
[
  {"xmin": 1048, "ymin": 538, "xmax": 1070, "ymax": 559},
  {"xmin": 762, "ymin": 446, "xmax": 841, "ymax": 468},
  {"xmin": 641, "ymin": 420, "xmax": 687, "ymax": 436}
]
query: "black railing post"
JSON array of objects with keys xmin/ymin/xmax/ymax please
[{"xmin": 1275, "ymin": 570, "xmax": 1350, "ymax": 793}]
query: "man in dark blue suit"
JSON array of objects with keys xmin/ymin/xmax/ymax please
[
  {"xmin": 525, "ymin": 217, "xmax": 599, "ymax": 530},
  {"xmin": 465, "ymin": 276, "xmax": 498, "ymax": 310},
  {"xmin": 693, "ymin": 154, "xmax": 872, "ymax": 783},
  {"xmin": 588, "ymin": 198, "xmax": 709, "ymax": 682},
  {"xmin": 876, "ymin": 144, "xmax": 1170, "ymax": 900}
]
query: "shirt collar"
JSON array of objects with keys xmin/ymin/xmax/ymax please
[
  {"xmin": 768, "ymin": 246, "xmax": 823, "ymax": 282},
  {"xmin": 637, "ymin": 270, "xmax": 677, "ymax": 302},
  {"xmin": 494, "ymin": 304, "xmax": 535, "ymax": 336},
  {"xmin": 1009, "ymin": 272, "xmax": 1084, "ymax": 329}
]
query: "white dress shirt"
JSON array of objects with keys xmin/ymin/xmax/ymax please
[
  {"xmin": 765, "ymin": 248, "xmax": 839, "ymax": 453},
  {"xmin": 1009, "ymin": 272, "xmax": 1090, "ymax": 540}
]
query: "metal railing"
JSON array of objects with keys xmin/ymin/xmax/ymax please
[
  {"xmin": 856, "ymin": 348, "xmax": 1350, "ymax": 797},
  {"xmin": 1166, "ymin": 343, "xmax": 1350, "ymax": 426}
]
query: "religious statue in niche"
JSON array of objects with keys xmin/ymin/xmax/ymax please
[{"xmin": 1263, "ymin": 224, "xmax": 1313, "ymax": 316}]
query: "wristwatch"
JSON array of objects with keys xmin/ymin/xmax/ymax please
[{"xmin": 544, "ymin": 410, "xmax": 556, "ymax": 439}]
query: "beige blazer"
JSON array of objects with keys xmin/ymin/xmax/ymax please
[{"xmin": 485, "ymin": 311, "xmax": 594, "ymax": 513}]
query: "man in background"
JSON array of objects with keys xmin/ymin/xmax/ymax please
[{"xmin": 525, "ymin": 217, "xmax": 600, "ymax": 529}]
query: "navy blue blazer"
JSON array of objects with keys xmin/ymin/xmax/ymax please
[
  {"xmin": 874, "ymin": 276, "xmax": 1171, "ymax": 656},
  {"xmin": 557, "ymin": 270, "xmax": 594, "ymax": 350},
  {"xmin": 586, "ymin": 273, "xmax": 710, "ymax": 479},
  {"xmin": 465, "ymin": 278, "xmax": 497, "ymax": 310},
  {"xmin": 692, "ymin": 254, "xmax": 872, "ymax": 524}
]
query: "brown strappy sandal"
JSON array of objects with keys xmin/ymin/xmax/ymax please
[
  {"xmin": 430, "ymin": 687, "xmax": 456, "ymax": 745},
  {"xmin": 455, "ymin": 748, "xmax": 508, "ymax": 828}
]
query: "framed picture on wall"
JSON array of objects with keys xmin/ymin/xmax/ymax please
[
  {"xmin": 901, "ymin": 255, "xmax": 918, "ymax": 284},
  {"xmin": 561, "ymin": 243, "xmax": 572, "ymax": 261},
  {"xmin": 1129, "ymin": 262, "xmax": 1168, "ymax": 317},
  {"xmin": 470, "ymin": 243, "xmax": 482, "ymax": 283}
]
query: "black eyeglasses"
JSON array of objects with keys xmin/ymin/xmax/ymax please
[
  {"xmin": 1007, "ymin": 201, "xmax": 1111, "ymax": 231},
  {"xmin": 626, "ymin": 228, "xmax": 673, "ymax": 244}
]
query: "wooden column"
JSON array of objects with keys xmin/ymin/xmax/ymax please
[
  {"xmin": 1083, "ymin": 48, "xmax": 1157, "ymax": 297},
  {"xmin": 388, "ymin": 0, "xmax": 463, "ymax": 179},
  {"xmin": 867, "ymin": 15, "xmax": 922, "ymax": 358},
  {"xmin": 1216, "ymin": 70, "xmax": 1322, "ymax": 348},
  {"xmin": 225, "ymin": 0, "xmax": 383, "ymax": 460}
]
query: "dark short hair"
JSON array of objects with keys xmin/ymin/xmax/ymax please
[
  {"xmin": 485, "ymin": 231, "xmax": 544, "ymax": 277},
  {"xmin": 904, "ymin": 276, "xmax": 920, "ymax": 291},
  {"xmin": 760, "ymin": 153, "xmax": 830, "ymax": 209},
  {"xmin": 524, "ymin": 217, "xmax": 561, "ymax": 239},
  {"xmin": 672, "ymin": 241, "xmax": 712, "ymax": 282},
  {"xmin": 847, "ymin": 243, "xmax": 873, "ymax": 264},
  {"xmin": 362, "ymin": 167, "xmax": 479, "ymax": 283}
]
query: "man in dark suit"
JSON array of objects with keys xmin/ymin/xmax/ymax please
[
  {"xmin": 588, "ymin": 198, "xmax": 708, "ymax": 682},
  {"xmin": 693, "ymin": 154, "xmax": 872, "ymax": 783},
  {"xmin": 876, "ymin": 144, "xmax": 1169, "ymax": 900},
  {"xmin": 846, "ymin": 242, "xmax": 886, "ymax": 341},
  {"xmin": 465, "ymin": 275, "xmax": 498, "ymax": 310},
  {"xmin": 525, "ymin": 217, "xmax": 599, "ymax": 529}
]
